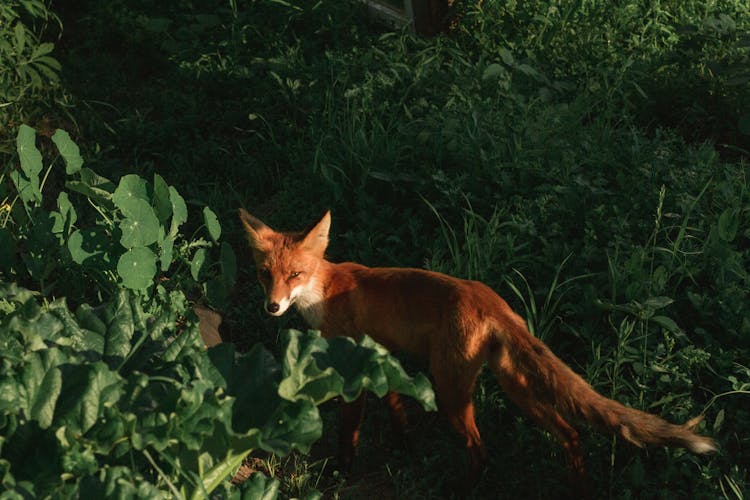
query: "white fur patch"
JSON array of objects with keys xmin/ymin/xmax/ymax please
[
  {"xmin": 291, "ymin": 277, "xmax": 325, "ymax": 328},
  {"xmin": 688, "ymin": 439, "xmax": 718, "ymax": 454}
]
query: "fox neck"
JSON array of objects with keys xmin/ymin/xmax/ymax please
[{"xmin": 292, "ymin": 262, "xmax": 328, "ymax": 329}]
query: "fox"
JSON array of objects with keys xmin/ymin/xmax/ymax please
[{"xmin": 239, "ymin": 208, "xmax": 717, "ymax": 493}]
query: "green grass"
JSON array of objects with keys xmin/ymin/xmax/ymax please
[{"xmin": 3, "ymin": 0, "xmax": 749, "ymax": 497}]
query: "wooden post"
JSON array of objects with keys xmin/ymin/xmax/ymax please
[{"xmin": 411, "ymin": 0, "xmax": 450, "ymax": 36}]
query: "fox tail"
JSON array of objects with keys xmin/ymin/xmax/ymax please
[{"xmin": 489, "ymin": 326, "xmax": 717, "ymax": 463}]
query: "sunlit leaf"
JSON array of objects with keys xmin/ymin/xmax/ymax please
[
  {"xmin": 203, "ymin": 206, "xmax": 221, "ymax": 242},
  {"xmin": 169, "ymin": 186, "xmax": 187, "ymax": 236},
  {"xmin": 117, "ymin": 247, "xmax": 157, "ymax": 290},
  {"xmin": 119, "ymin": 199, "xmax": 160, "ymax": 249},
  {"xmin": 152, "ymin": 174, "xmax": 172, "ymax": 223},
  {"xmin": 191, "ymin": 248, "xmax": 207, "ymax": 281},
  {"xmin": 112, "ymin": 174, "xmax": 149, "ymax": 217},
  {"xmin": 51, "ymin": 129, "xmax": 84, "ymax": 174}
]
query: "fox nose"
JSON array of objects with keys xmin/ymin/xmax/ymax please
[{"xmin": 266, "ymin": 302, "xmax": 280, "ymax": 314}]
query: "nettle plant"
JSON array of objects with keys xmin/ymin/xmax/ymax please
[{"xmin": 1, "ymin": 124, "xmax": 234, "ymax": 308}]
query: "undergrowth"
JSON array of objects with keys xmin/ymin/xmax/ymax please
[{"xmin": 1, "ymin": 0, "xmax": 749, "ymax": 497}]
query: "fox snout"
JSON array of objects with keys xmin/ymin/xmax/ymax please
[{"xmin": 262, "ymin": 293, "xmax": 293, "ymax": 317}]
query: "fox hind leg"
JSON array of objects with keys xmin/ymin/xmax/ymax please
[
  {"xmin": 489, "ymin": 357, "xmax": 589, "ymax": 497},
  {"xmin": 430, "ymin": 355, "xmax": 486, "ymax": 481}
]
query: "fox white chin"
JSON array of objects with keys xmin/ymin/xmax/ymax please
[
  {"xmin": 264, "ymin": 280, "xmax": 325, "ymax": 326},
  {"xmin": 290, "ymin": 279, "xmax": 325, "ymax": 328}
]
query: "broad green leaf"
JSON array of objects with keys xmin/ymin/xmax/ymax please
[
  {"xmin": 130, "ymin": 411, "xmax": 171, "ymax": 451},
  {"xmin": 102, "ymin": 290, "xmax": 140, "ymax": 360},
  {"xmin": 112, "ymin": 174, "xmax": 149, "ymax": 217},
  {"xmin": 277, "ymin": 333, "xmax": 343, "ymax": 404},
  {"xmin": 16, "ymin": 124, "xmax": 42, "ymax": 180},
  {"xmin": 169, "ymin": 186, "xmax": 187, "ymax": 236},
  {"xmin": 237, "ymin": 472, "xmax": 280, "ymax": 500},
  {"xmin": 172, "ymin": 380, "xmax": 229, "ymax": 450},
  {"xmin": 6, "ymin": 308, "xmax": 65, "ymax": 351},
  {"xmin": 66, "ymin": 168, "xmax": 115, "ymax": 203},
  {"xmin": 260, "ymin": 399, "xmax": 322, "ymax": 455},
  {"xmin": 278, "ymin": 330, "xmax": 436, "ymax": 411},
  {"xmin": 52, "ymin": 302, "xmax": 105, "ymax": 354},
  {"xmin": 11, "ymin": 126, "xmax": 44, "ymax": 205},
  {"xmin": 51, "ymin": 192, "xmax": 77, "ymax": 237},
  {"xmin": 0, "ymin": 376, "xmax": 20, "ymax": 415},
  {"xmin": 54, "ymin": 361, "xmax": 123, "ymax": 434},
  {"xmin": 10, "ymin": 168, "xmax": 42, "ymax": 205},
  {"xmin": 228, "ymin": 344, "xmax": 284, "ymax": 431},
  {"xmin": 152, "ymin": 173, "xmax": 172, "ymax": 223},
  {"xmin": 191, "ymin": 248, "xmax": 207, "ymax": 281},
  {"xmin": 213, "ymin": 344, "xmax": 323, "ymax": 456},
  {"xmin": 75, "ymin": 304, "xmax": 108, "ymax": 336},
  {"xmin": 204, "ymin": 343, "xmax": 237, "ymax": 391},
  {"xmin": 117, "ymin": 247, "xmax": 157, "ymax": 290},
  {"xmin": 51, "ymin": 129, "xmax": 84, "ymax": 174},
  {"xmin": 68, "ymin": 227, "xmax": 112, "ymax": 266},
  {"xmin": 203, "ymin": 206, "xmax": 221, "ymax": 242},
  {"xmin": 163, "ymin": 321, "xmax": 203, "ymax": 362},
  {"xmin": 158, "ymin": 229, "xmax": 174, "ymax": 271},
  {"xmin": 119, "ymin": 199, "xmax": 160, "ymax": 248},
  {"xmin": 21, "ymin": 349, "xmax": 63, "ymax": 429}
]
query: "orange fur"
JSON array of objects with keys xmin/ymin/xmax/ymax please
[{"xmin": 239, "ymin": 209, "xmax": 717, "ymax": 491}]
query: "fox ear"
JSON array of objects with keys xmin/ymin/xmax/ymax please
[
  {"xmin": 238, "ymin": 208, "xmax": 273, "ymax": 251},
  {"xmin": 301, "ymin": 210, "xmax": 331, "ymax": 256}
]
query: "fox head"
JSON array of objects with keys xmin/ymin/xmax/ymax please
[{"xmin": 239, "ymin": 209, "xmax": 330, "ymax": 318}]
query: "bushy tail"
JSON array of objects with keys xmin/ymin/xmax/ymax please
[
  {"xmin": 570, "ymin": 382, "xmax": 717, "ymax": 454},
  {"xmin": 492, "ymin": 327, "xmax": 718, "ymax": 455}
]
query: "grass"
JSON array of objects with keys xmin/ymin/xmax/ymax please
[{"xmin": 3, "ymin": 0, "xmax": 749, "ymax": 497}]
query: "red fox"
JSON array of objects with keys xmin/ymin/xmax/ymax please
[{"xmin": 239, "ymin": 208, "xmax": 716, "ymax": 490}]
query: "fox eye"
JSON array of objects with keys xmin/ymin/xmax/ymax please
[{"xmin": 289, "ymin": 271, "xmax": 301, "ymax": 280}]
